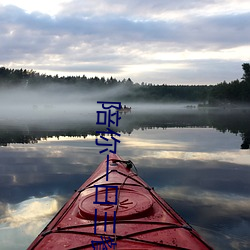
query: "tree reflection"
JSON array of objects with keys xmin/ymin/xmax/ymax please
[
  {"xmin": 241, "ymin": 134, "xmax": 250, "ymax": 149},
  {"xmin": 0, "ymin": 109, "xmax": 250, "ymax": 149}
]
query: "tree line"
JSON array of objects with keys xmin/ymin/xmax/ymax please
[
  {"xmin": 0, "ymin": 63, "xmax": 249, "ymax": 104},
  {"xmin": 208, "ymin": 63, "xmax": 250, "ymax": 105}
]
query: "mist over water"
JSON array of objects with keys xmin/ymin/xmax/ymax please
[
  {"xmin": 0, "ymin": 84, "xmax": 250, "ymax": 150},
  {"xmin": 0, "ymin": 84, "xmax": 197, "ymax": 124},
  {"xmin": 0, "ymin": 85, "xmax": 96, "ymax": 122}
]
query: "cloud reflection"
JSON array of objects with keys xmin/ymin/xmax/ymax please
[
  {"xmin": 120, "ymin": 128, "xmax": 249, "ymax": 166},
  {"xmin": 0, "ymin": 196, "xmax": 59, "ymax": 229},
  {"xmin": 157, "ymin": 186, "xmax": 250, "ymax": 216},
  {"xmin": 153, "ymin": 150, "xmax": 250, "ymax": 167},
  {"xmin": 156, "ymin": 186, "xmax": 250, "ymax": 249},
  {"xmin": 0, "ymin": 196, "xmax": 62, "ymax": 249}
]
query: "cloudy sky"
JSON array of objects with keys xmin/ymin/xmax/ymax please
[{"xmin": 0, "ymin": 0, "xmax": 250, "ymax": 85}]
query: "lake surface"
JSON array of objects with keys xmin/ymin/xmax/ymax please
[{"xmin": 0, "ymin": 104, "xmax": 250, "ymax": 249}]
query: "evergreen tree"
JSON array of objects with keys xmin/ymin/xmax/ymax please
[{"xmin": 242, "ymin": 63, "xmax": 250, "ymax": 83}]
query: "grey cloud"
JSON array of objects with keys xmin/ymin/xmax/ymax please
[
  {"xmin": 1, "ymin": 4, "xmax": 249, "ymax": 50},
  {"xmin": 185, "ymin": 13, "xmax": 250, "ymax": 49},
  {"xmin": 0, "ymin": 2, "xmax": 249, "ymax": 84},
  {"xmin": 59, "ymin": 0, "xmax": 216, "ymax": 18}
]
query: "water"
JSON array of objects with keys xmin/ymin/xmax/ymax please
[{"xmin": 0, "ymin": 105, "xmax": 250, "ymax": 249}]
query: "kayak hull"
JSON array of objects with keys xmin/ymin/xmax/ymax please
[{"xmin": 28, "ymin": 153, "xmax": 213, "ymax": 249}]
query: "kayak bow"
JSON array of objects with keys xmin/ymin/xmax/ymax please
[{"xmin": 28, "ymin": 153, "xmax": 213, "ymax": 249}]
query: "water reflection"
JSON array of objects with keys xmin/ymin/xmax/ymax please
[
  {"xmin": 0, "ymin": 107, "xmax": 250, "ymax": 149},
  {"xmin": 0, "ymin": 108, "xmax": 250, "ymax": 249},
  {"xmin": 1, "ymin": 196, "xmax": 59, "ymax": 228},
  {"xmin": 0, "ymin": 196, "xmax": 62, "ymax": 250}
]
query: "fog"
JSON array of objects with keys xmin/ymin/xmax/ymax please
[
  {"xmin": 0, "ymin": 85, "xmax": 195, "ymax": 125},
  {"xmin": 0, "ymin": 85, "xmax": 121, "ymax": 123}
]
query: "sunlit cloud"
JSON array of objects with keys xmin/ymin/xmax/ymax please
[
  {"xmin": 0, "ymin": 0, "xmax": 66, "ymax": 16},
  {"xmin": 153, "ymin": 46, "xmax": 250, "ymax": 62}
]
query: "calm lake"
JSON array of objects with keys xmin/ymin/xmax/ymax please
[{"xmin": 0, "ymin": 104, "xmax": 250, "ymax": 249}]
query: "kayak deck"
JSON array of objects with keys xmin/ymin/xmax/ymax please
[{"xmin": 28, "ymin": 153, "xmax": 213, "ymax": 249}]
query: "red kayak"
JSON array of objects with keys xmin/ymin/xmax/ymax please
[{"xmin": 28, "ymin": 153, "xmax": 213, "ymax": 249}]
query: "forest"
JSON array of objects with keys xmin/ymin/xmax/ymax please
[{"xmin": 0, "ymin": 63, "xmax": 249, "ymax": 104}]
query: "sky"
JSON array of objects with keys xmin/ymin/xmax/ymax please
[{"xmin": 0, "ymin": 0, "xmax": 250, "ymax": 85}]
